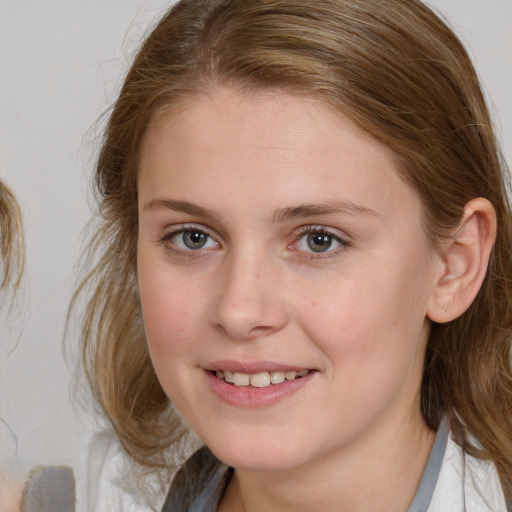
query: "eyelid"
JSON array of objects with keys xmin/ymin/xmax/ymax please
[
  {"xmin": 294, "ymin": 224, "xmax": 350, "ymax": 241},
  {"xmin": 159, "ymin": 223, "xmax": 221, "ymax": 253},
  {"xmin": 290, "ymin": 225, "xmax": 351, "ymax": 257}
]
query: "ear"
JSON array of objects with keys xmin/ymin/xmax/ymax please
[{"xmin": 427, "ymin": 198, "xmax": 497, "ymax": 323}]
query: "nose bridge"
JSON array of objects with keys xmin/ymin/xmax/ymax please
[{"xmin": 212, "ymin": 244, "xmax": 287, "ymax": 340}]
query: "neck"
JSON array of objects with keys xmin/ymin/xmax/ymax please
[{"xmin": 219, "ymin": 413, "xmax": 435, "ymax": 512}]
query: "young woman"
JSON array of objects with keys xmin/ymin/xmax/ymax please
[{"xmin": 77, "ymin": 1, "xmax": 512, "ymax": 510}]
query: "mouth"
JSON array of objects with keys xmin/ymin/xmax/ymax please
[
  {"xmin": 212, "ymin": 369, "xmax": 311, "ymax": 388},
  {"xmin": 206, "ymin": 363, "xmax": 316, "ymax": 407}
]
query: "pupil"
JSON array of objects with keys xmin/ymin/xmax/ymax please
[
  {"xmin": 184, "ymin": 231, "xmax": 206, "ymax": 249},
  {"xmin": 307, "ymin": 233, "xmax": 332, "ymax": 252}
]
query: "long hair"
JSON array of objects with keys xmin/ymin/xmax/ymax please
[
  {"xmin": 73, "ymin": 0, "xmax": 512, "ymax": 497},
  {"xmin": 0, "ymin": 181, "xmax": 24, "ymax": 508},
  {"xmin": 0, "ymin": 181, "xmax": 24, "ymax": 296}
]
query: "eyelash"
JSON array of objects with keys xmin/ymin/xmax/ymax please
[
  {"xmin": 158, "ymin": 224, "xmax": 350, "ymax": 260},
  {"xmin": 159, "ymin": 224, "xmax": 219, "ymax": 257},
  {"xmin": 291, "ymin": 225, "xmax": 350, "ymax": 260}
]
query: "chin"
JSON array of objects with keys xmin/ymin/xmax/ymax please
[{"xmin": 206, "ymin": 434, "xmax": 312, "ymax": 473}]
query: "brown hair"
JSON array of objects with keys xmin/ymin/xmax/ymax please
[
  {"xmin": 73, "ymin": 0, "xmax": 512, "ymax": 497},
  {"xmin": 0, "ymin": 181, "xmax": 23, "ymax": 296}
]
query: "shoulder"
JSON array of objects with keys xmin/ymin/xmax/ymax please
[
  {"xmin": 77, "ymin": 430, "xmax": 165, "ymax": 512},
  {"xmin": 429, "ymin": 432, "xmax": 508, "ymax": 512}
]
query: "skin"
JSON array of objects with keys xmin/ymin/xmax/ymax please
[
  {"xmin": 137, "ymin": 88, "xmax": 446, "ymax": 511},
  {"xmin": 0, "ymin": 471, "xmax": 21, "ymax": 512}
]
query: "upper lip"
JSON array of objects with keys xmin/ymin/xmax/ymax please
[{"xmin": 205, "ymin": 360, "xmax": 312, "ymax": 373}]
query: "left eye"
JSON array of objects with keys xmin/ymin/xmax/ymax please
[
  {"xmin": 297, "ymin": 231, "xmax": 344, "ymax": 253},
  {"xmin": 170, "ymin": 229, "xmax": 218, "ymax": 250}
]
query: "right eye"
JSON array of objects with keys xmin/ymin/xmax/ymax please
[{"xmin": 167, "ymin": 229, "xmax": 219, "ymax": 251}]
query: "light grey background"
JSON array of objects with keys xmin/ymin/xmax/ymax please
[{"xmin": 0, "ymin": 0, "xmax": 510, "ymax": 488}]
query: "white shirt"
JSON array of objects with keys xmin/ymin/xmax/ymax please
[{"xmin": 81, "ymin": 426, "xmax": 509, "ymax": 512}]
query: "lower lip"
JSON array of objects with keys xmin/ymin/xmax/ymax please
[{"xmin": 205, "ymin": 370, "xmax": 315, "ymax": 408}]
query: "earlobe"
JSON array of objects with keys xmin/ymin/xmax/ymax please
[{"xmin": 427, "ymin": 198, "xmax": 497, "ymax": 323}]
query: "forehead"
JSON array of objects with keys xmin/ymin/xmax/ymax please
[
  {"xmin": 144, "ymin": 88, "xmax": 396, "ymax": 163},
  {"xmin": 138, "ymin": 88, "xmax": 422, "ymax": 225}
]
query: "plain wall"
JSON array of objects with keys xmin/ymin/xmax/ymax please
[{"xmin": 0, "ymin": 0, "xmax": 510, "ymax": 490}]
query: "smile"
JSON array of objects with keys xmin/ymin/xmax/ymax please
[
  {"xmin": 206, "ymin": 364, "xmax": 315, "ymax": 407},
  {"xmin": 214, "ymin": 369, "xmax": 310, "ymax": 388}
]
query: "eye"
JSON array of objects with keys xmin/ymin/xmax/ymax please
[
  {"xmin": 304, "ymin": 233, "xmax": 336, "ymax": 253},
  {"xmin": 295, "ymin": 228, "xmax": 348, "ymax": 254},
  {"xmin": 167, "ymin": 228, "xmax": 219, "ymax": 251}
]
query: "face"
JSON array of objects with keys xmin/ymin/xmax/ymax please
[{"xmin": 137, "ymin": 88, "xmax": 443, "ymax": 473}]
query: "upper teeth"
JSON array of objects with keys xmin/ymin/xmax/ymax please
[{"xmin": 215, "ymin": 369, "xmax": 309, "ymax": 388}]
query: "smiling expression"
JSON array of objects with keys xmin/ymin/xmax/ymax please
[{"xmin": 136, "ymin": 88, "xmax": 443, "ymax": 472}]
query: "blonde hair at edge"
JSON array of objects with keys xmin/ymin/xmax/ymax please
[
  {"xmin": 72, "ymin": 0, "xmax": 512, "ymax": 500},
  {"xmin": 0, "ymin": 182, "xmax": 23, "ymax": 295},
  {"xmin": 0, "ymin": 181, "xmax": 24, "ymax": 510}
]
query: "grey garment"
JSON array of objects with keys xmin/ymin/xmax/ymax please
[
  {"xmin": 162, "ymin": 420, "xmax": 450, "ymax": 512},
  {"xmin": 407, "ymin": 417, "xmax": 449, "ymax": 512},
  {"xmin": 161, "ymin": 447, "xmax": 232, "ymax": 512},
  {"xmin": 20, "ymin": 466, "xmax": 75, "ymax": 512}
]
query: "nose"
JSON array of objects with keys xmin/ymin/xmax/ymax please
[{"xmin": 211, "ymin": 251, "xmax": 289, "ymax": 340}]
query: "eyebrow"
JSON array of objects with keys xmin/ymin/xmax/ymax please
[
  {"xmin": 143, "ymin": 198, "xmax": 379, "ymax": 222},
  {"xmin": 143, "ymin": 198, "xmax": 218, "ymax": 219},
  {"xmin": 273, "ymin": 201, "xmax": 380, "ymax": 223}
]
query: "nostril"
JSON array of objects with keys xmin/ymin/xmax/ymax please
[{"xmin": 210, "ymin": 267, "xmax": 289, "ymax": 340}]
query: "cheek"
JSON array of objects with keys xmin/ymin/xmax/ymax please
[
  {"xmin": 295, "ymin": 255, "xmax": 431, "ymax": 365},
  {"xmin": 296, "ymin": 284, "xmax": 395, "ymax": 374},
  {"xmin": 138, "ymin": 256, "xmax": 206, "ymax": 361}
]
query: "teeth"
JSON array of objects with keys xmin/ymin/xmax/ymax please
[
  {"xmin": 270, "ymin": 371, "xmax": 285, "ymax": 384},
  {"xmin": 215, "ymin": 369, "xmax": 310, "ymax": 387},
  {"xmin": 233, "ymin": 373, "xmax": 250, "ymax": 386},
  {"xmin": 250, "ymin": 372, "xmax": 271, "ymax": 388}
]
